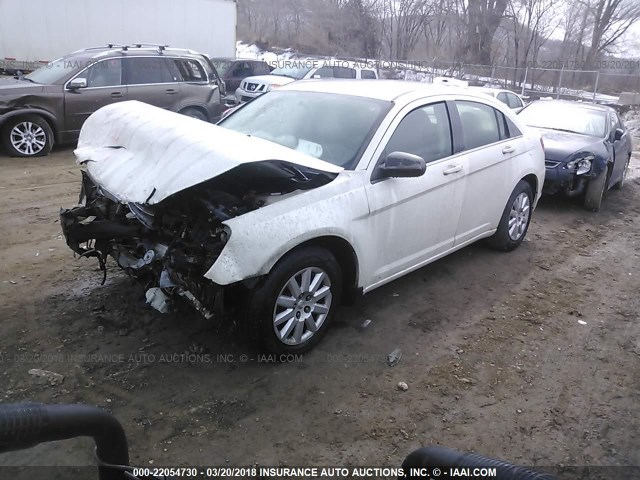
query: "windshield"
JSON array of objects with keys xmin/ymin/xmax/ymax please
[
  {"xmin": 25, "ymin": 58, "xmax": 80, "ymax": 84},
  {"xmin": 219, "ymin": 91, "xmax": 391, "ymax": 169},
  {"xmin": 518, "ymin": 102, "xmax": 607, "ymax": 137},
  {"xmin": 270, "ymin": 66, "xmax": 312, "ymax": 79}
]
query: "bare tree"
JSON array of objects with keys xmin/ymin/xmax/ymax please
[
  {"xmin": 581, "ymin": 0, "xmax": 640, "ymax": 67},
  {"xmin": 461, "ymin": 0, "xmax": 510, "ymax": 65}
]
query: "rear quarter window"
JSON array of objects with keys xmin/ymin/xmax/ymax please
[{"xmin": 361, "ymin": 70, "xmax": 377, "ymax": 79}]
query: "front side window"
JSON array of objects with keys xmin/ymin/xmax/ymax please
[
  {"xmin": 125, "ymin": 58, "xmax": 173, "ymax": 85},
  {"xmin": 456, "ymin": 100, "xmax": 501, "ymax": 150},
  {"xmin": 85, "ymin": 59, "xmax": 123, "ymax": 87},
  {"xmin": 334, "ymin": 66, "xmax": 356, "ymax": 79},
  {"xmin": 313, "ymin": 67, "xmax": 334, "ymax": 78},
  {"xmin": 219, "ymin": 91, "xmax": 391, "ymax": 169},
  {"xmin": 384, "ymin": 102, "xmax": 453, "ymax": 163}
]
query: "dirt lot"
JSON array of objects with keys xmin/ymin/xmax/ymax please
[{"xmin": 1, "ymin": 142, "xmax": 639, "ymax": 477}]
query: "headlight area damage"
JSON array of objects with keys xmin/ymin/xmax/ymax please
[
  {"xmin": 61, "ymin": 162, "xmax": 337, "ymax": 319},
  {"xmin": 59, "ymin": 100, "xmax": 342, "ymax": 319}
]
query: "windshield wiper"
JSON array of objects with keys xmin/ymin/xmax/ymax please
[{"xmin": 14, "ymin": 76, "xmax": 37, "ymax": 83}]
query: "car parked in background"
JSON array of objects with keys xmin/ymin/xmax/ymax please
[
  {"xmin": 209, "ymin": 57, "xmax": 272, "ymax": 95},
  {"xmin": 0, "ymin": 45, "xmax": 225, "ymax": 157},
  {"xmin": 470, "ymin": 87, "xmax": 525, "ymax": 111},
  {"xmin": 60, "ymin": 81, "xmax": 544, "ymax": 353},
  {"xmin": 234, "ymin": 60, "xmax": 378, "ymax": 103},
  {"xmin": 518, "ymin": 100, "xmax": 632, "ymax": 211}
]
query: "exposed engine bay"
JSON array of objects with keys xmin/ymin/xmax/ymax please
[{"xmin": 60, "ymin": 161, "xmax": 337, "ymax": 318}]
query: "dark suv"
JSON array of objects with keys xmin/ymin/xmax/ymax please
[
  {"xmin": 209, "ymin": 58, "xmax": 272, "ymax": 94},
  {"xmin": 0, "ymin": 45, "xmax": 225, "ymax": 157}
]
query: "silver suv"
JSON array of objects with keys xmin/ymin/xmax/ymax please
[{"xmin": 0, "ymin": 44, "xmax": 225, "ymax": 157}]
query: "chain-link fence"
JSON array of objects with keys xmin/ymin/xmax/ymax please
[{"xmin": 373, "ymin": 59, "xmax": 640, "ymax": 105}]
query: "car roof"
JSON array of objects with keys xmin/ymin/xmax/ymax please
[
  {"xmin": 281, "ymin": 79, "xmax": 478, "ymax": 102},
  {"xmin": 528, "ymin": 99, "xmax": 611, "ymax": 112}
]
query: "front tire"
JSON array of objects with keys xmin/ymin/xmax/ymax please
[
  {"xmin": 180, "ymin": 107, "xmax": 208, "ymax": 122},
  {"xmin": 244, "ymin": 247, "xmax": 342, "ymax": 354},
  {"xmin": 584, "ymin": 167, "xmax": 609, "ymax": 211},
  {"xmin": 2, "ymin": 115, "xmax": 54, "ymax": 157},
  {"xmin": 487, "ymin": 180, "xmax": 533, "ymax": 252}
]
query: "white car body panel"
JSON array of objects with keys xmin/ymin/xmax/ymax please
[
  {"xmin": 75, "ymin": 101, "xmax": 341, "ymax": 205},
  {"xmin": 205, "ymin": 83, "xmax": 545, "ymax": 290}
]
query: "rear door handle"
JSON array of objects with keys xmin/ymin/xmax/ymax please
[
  {"xmin": 110, "ymin": 92, "xmax": 124, "ymax": 98},
  {"xmin": 165, "ymin": 89, "xmax": 178, "ymax": 95},
  {"xmin": 443, "ymin": 165, "xmax": 463, "ymax": 175},
  {"xmin": 502, "ymin": 145, "xmax": 515, "ymax": 154}
]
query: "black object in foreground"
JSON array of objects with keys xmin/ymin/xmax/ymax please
[
  {"xmin": 0, "ymin": 403, "xmax": 129, "ymax": 480},
  {"xmin": 402, "ymin": 446, "xmax": 556, "ymax": 480}
]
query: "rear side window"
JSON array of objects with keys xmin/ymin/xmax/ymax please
[
  {"xmin": 361, "ymin": 70, "xmax": 377, "ymax": 79},
  {"xmin": 456, "ymin": 101, "xmax": 501, "ymax": 150},
  {"xmin": 496, "ymin": 92, "xmax": 509, "ymax": 106},
  {"xmin": 384, "ymin": 102, "xmax": 453, "ymax": 163},
  {"xmin": 85, "ymin": 59, "xmax": 123, "ymax": 87},
  {"xmin": 334, "ymin": 66, "xmax": 356, "ymax": 79},
  {"xmin": 172, "ymin": 59, "xmax": 207, "ymax": 82},
  {"xmin": 125, "ymin": 58, "xmax": 173, "ymax": 85}
]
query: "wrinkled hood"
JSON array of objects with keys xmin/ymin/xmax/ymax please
[
  {"xmin": 75, "ymin": 101, "xmax": 342, "ymax": 204},
  {"xmin": 534, "ymin": 128, "xmax": 604, "ymax": 162},
  {"xmin": 0, "ymin": 78, "xmax": 45, "ymax": 96},
  {"xmin": 244, "ymin": 74, "xmax": 296, "ymax": 86}
]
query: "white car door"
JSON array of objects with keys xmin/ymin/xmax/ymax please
[
  {"xmin": 362, "ymin": 100, "xmax": 467, "ymax": 289},
  {"xmin": 452, "ymin": 99, "xmax": 524, "ymax": 246}
]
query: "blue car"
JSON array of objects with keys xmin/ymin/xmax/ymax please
[{"xmin": 518, "ymin": 100, "xmax": 633, "ymax": 211}]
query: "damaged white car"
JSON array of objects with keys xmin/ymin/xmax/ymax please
[{"xmin": 61, "ymin": 80, "xmax": 545, "ymax": 353}]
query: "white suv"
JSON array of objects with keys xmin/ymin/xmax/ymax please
[
  {"xmin": 234, "ymin": 59, "xmax": 378, "ymax": 103},
  {"xmin": 61, "ymin": 80, "xmax": 545, "ymax": 353}
]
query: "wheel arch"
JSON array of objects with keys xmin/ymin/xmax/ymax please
[
  {"xmin": 0, "ymin": 109, "xmax": 59, "ymax": 142},
  {"xmin": 521, "ymin": 173, "xmax": 539, "ymax": 202},
  {"xmin": 273, "ymin": 235, "xmax": 360, "ymax": 303}
]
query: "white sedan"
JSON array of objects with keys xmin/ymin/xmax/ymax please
[{"xmin": 61, "ymin": 80, "xmax": 545, "ymax": 353}]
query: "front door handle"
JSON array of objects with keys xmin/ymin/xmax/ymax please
[
  {"xmin": 502, "ymin": 145, "xmax": 515, "ymax": 154},
  {"xmin": 110, "ymin": 92, "xmax": 124, "ymax": 98},
  {"xmin": 443, "ymin": 165, "xmax": 463, "ymax": 175}
]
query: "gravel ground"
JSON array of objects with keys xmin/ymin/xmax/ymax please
[{"xmin": 0, "ymin": 140, "xmax": 639, "ymax": 478}]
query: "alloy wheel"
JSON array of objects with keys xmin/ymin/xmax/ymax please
[
  {"xmin": 10, "ymin": 121, "xmax": 47, "ymax": 156},
  {"xmin": 273, "ymin": 267, "xmax": 332, "ymax": 346},
  {"xmin": 508, "ymin": 192, "xmax": 531, "ymax": 241}
]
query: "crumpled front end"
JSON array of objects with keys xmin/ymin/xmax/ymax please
[{"xmin": 60, "ymin": 171, "xmax": 251, "ymax": 318}]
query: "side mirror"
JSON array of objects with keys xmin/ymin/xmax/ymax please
[
  {"xmin": 377, "ymin": 152, "xmax": 426, "ymax": 179},
  {"xmin": 68, "ymin": 78, "xmax": 87, "ymax": 90},
  {"xmin": 614, "ymin": 128, "xmax": 624, "ymax": 141}
]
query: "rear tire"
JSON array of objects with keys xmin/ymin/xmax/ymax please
[
  {"xmin": 180, "ymin": 107, "xmax": 208, "ymax": 122},
  {"xmin": 584, "ymin": 167, "xmax": 609, "ymax": 211},
  {"xmin": 244, "ymin": 247, "xmax": 342, "ymax": 354},
  {"xmin": 487, "ymin": 180, "xmax": 533, "ymax": 252},
  {"xmin": 2, "ymin": 115, "xmax": 54, "ymax": 157}
]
